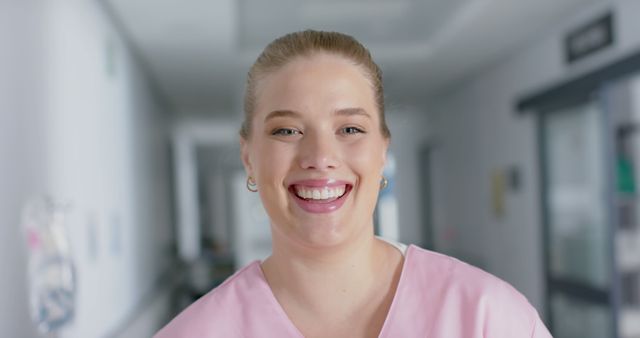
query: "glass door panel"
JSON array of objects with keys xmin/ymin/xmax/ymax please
[
  {"xmin": 544, "ymin": 101, "xmax": 610, "ymax": 289},
  {"xmin": 550, "ymin": 292, "xmax": 613, "ymax": 338}
]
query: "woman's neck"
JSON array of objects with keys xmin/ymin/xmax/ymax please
[{"xmin": 260, "ymin": 234, "xmax": 403, "ymax": 336}]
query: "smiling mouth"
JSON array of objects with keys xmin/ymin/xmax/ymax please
[{"xmin": 289, "ymin": 184, "xmax": 352, "ymax": 203}]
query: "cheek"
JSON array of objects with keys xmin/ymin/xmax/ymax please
[
  {"xmin": 253, "ymin": 142, "xmax": 294, "ymax": 181},
  {"xmin": 347, "ymin": 140, "xmax": 386, "ymax": 174}
]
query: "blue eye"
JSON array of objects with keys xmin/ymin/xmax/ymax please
[
  {"xmin": 341, "ymin": 126, "xmax": 364, "ymax": 134},
  {"xmin": 271, "ymin": 128, "xmax": 301, "ymax": 136}
]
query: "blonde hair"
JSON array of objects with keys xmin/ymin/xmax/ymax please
[{"xmin": 240, "ymin": 30, "xmax": 390, "ymax": 139}]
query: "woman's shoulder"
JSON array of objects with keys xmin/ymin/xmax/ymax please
[
  {"xmin": 406, "ymin": 245, "xmax": 526, "ymax": 299},
  {"xmin": 394, "ymin": 245, "xmax": 551, "ymax": 337},
  {"xmin": 153, "ymin": 261, "xmax": 264, "ymax": 338}
]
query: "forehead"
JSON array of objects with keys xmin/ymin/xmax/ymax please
[{"xmin": 254, "ymin": 53, "xmax": 377, "ymax": 119}]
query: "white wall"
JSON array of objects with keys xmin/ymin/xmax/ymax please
[
  {"xmin": 426, "ymin": 0, "xmax": 640, "ymax": 314},
  {"xmin": 0, "ymin": 1, "xmax": 48, "ymax": 337},
  {"xmin": 44, "ymin": 1, "xmax": 173, "ymax": 337},
  {"xmin": 0, "ymin": 1, "xmax": 172, "ymax": 337}
]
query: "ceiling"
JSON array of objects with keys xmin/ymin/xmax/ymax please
[{"xmin": 104, "ymin": 0, "xmax": 602, "ymax": 116}]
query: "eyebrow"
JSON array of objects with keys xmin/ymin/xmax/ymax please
[
  {"xmin": 334, "ymin": 107, "xmax": 371, "ymax": 119},
  {"xmin": 264, "ymin": 109, "xmax": 301, "ymax": 122},
  {"xmin": 264, "ymin": 107, "xmax": 371, "ymax": 122}
]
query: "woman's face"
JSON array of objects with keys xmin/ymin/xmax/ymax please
[{"xmin": 241, "ymin": 52, "xmax": 389, "ymax": 249}]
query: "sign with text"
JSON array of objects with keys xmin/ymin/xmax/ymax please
[{"xmin": 565, "ymin": 12, "xmax": 614, "ymax": 64}]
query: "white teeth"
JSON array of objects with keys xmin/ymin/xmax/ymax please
[
  {"xmin": 295, "ymin": 185, "xmax": 347, "ymax": 200},
  {"xmin": 321, "ymin": 188, "xmax": 329, "ymax": 199}
]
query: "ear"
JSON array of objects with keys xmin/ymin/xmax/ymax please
[{"xmin": 240, "ymin": 137, "xmax": 254, "ymax": 177}]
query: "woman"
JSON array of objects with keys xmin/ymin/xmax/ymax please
[{"xmin": 155, "ymin": 30, "xmax": 552, "ymax": 338}]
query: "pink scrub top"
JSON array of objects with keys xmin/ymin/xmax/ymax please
[{"xmin": 155, "ymin": 245, "xmax": 552, "ymax": 337}]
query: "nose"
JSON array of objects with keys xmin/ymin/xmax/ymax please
[{"xmin": 298, "ymin": 132, "xmax": 340, "ymax": 170}]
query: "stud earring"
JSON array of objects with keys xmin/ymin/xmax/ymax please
[
  {"xmin": 246, "ymin": 176, "xmax": 258, "ymax": 192},
  {"xmin": 380, "ymin": 176, "xmax": 388, "ymax": 190}
]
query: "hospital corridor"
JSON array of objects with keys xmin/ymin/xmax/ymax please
[{"xmin": 3, "ymin": 0, "xmax": 640, "ymax": 337}]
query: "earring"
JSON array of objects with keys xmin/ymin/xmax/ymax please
[
  {"xmin": 246, "ymin": 176, "xmax": 258, "ymax": 192},
  {"xmin": 380, "ymin": 176, "xmax": 388, "ymax": 190}
]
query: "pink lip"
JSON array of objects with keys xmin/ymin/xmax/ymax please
[{"xmin": 288, "ymin": 179, "xmax": 353, "ymax": 214}]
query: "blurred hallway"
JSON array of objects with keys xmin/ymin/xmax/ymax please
[{"xmin": 3, "ymin": 0, "xmax": 640, "ymax": 337}]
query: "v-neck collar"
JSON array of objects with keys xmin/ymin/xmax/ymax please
[{"xmin": 253, "ymin": 245, "xmax": 416, "ymax": 338}]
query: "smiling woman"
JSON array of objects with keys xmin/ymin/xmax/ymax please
[{"xmin": 154, "ymin": 30, "xmax": 552, "ymax": 338}]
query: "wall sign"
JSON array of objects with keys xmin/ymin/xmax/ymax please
[{"xmin": 565, "ymin": 12, "xmax": 614, "ymax": 64}]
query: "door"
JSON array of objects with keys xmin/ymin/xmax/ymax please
[{"xmin": 540, "ymin": 98, "xmax": 618, "ymax": 338}]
